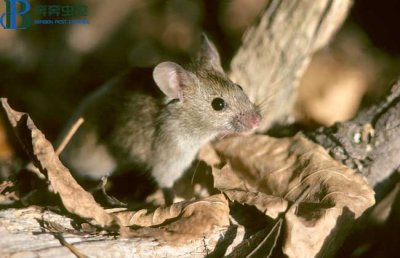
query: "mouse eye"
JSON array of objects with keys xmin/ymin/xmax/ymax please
[
  {"xmin": 211, "ymin": 98, "xmax": 225, "ymax": 111},
  {"xmin": 235, "ymin": 84, "xmax": 243, "ymax": 91}
]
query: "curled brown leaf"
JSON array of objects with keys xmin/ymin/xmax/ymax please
[
  {"xmin": 201, "ymin": 134, "xmax": 375, "ymax": 257},
  {"xmin": 1, "ymin": 98, "xmax": 118, "ymax": 229},
  {"xmin": 117, "ymin": 194, "xmax": 230, "ymax": 244}
]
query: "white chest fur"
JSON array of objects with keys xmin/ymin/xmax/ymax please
[{"xmin": 150, "ymin": 131, "xmax": 213, "ymax": 188}]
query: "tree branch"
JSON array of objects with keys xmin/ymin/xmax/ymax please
[
  {"xmin": 230, "ymin": 0, "xmax": 352, "ymax": 130},
  {"xmin": 307, "ymin": 82, "xmax": 400, "ymax": 192}
]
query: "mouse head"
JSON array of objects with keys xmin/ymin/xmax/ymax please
[{"xmin": 153, "ymin": 34, "xmax": 261, "ymax": 135}]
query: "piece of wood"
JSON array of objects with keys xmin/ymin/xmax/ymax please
[
  {"xmin": 307, "ymin": 82, "xmax": 400, "ymax": 192},
  {"xmin": 0, "ymin": 207, "xmax": 245, "ymax": 258},
  {"xmin": 230, "ymin": 0, "xmax": 352, "ymax": 131}
]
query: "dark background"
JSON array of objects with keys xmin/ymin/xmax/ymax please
[{"xmin": 0, "ymin": 0, "xmax": 399, "ymax": 140}]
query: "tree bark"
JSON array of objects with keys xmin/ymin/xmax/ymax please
[
  {"xmin": 307, "ymin": 82, "xmax": 400, "ymax": 193},
  {"xmin": 0, "ymin": 207, "xmax": 246, "ymax": 258},
  {"xmin": 230, "ymin": 0, "xmax": 352, "ymax": 130}
]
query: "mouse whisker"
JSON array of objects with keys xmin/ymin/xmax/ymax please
[{"xmin": 255, "ymin": 93, "xmax": 279, "ymax": 113}]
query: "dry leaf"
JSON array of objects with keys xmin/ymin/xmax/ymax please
[
  {"xmin": 201, "ymin": 134, "xmax": 375, "ymax": 257},
  {"xmin": 0, "ymin": 181, "xmax": 19, "ymax": 205},
  {"xmin": 117, "ymin": 194, "xmax": 230, "ymax": 244},
  {"xmin": 1, "ymin": 98, "xmax": 118, "ymax": 229},
  {"xmin": 226, "ymin": 217, "xmax": 283, "ymax": 258}
]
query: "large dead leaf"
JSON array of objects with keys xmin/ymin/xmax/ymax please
[
  {"xmin": 200, "ymin": 134, "xmax": 375, "ymax": 257},
  {"xmin": 116, "ymin": 194, "xmax": 230, "ymax": 244},
  {"xmin": 1, "ymin": 98, "xmax": 118, "ymax": 228}
]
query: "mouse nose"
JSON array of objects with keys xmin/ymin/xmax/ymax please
[{"xmin": 243, "ymin": 112, "xmax": 261, "ymax": 129}]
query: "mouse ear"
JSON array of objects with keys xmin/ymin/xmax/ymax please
[
  {"xmin": 198, "ymin": 33, "xmax": 223, "ymax": 73},
  {"xmin": 153, "ymin": 61, "xmax": 191, "ymax": 100}
]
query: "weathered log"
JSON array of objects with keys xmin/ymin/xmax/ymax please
[
  {"xmin": 0, "ymin": 207, "xmax": 246, "ymax": 258},
  {"xmin": 307, "ymin": 82, "xmax": 400, "ymax": 192},
  {"xmin": 230, "ymin": 0, "xmax": 352, "ymax": 131}
]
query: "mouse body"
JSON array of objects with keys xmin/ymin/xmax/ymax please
[{"xmin": 60, "ymin": 35, "xmax": 261, "ymax": 204}]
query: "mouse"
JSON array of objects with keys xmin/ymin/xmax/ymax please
[{"xmin": 60, "ymin": 34, "xmax": 261, "ymax": 205}]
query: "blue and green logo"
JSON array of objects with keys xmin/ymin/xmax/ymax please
[
  {"xmin": 1, "ymin": 0, "xmax": 32, "ymax": 29},
  {"xmin": 1, "ymin": 0, "xmax": 89, "ymax": 29}
]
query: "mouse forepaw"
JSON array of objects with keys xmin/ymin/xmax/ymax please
[{"xmin": 161, "ymin": 187, "xmax": 175, "ymax": 206}]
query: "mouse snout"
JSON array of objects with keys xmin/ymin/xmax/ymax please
[{"xmin": 241, "ymin": 112, "xmax": 261, "ymax": 130}]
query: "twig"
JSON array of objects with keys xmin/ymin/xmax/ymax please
[
  {"xmin": 53, "ymin": 233, "xmax": 88, "ymax": 258},
  {"xmin": 22, "ymin": 117, "xmax": 84, "ymax": 178},
  {"xmin": 36, "ymin": 218, "xmax": 88, "ymax": 258},
  {"xmin": 287, "ymin": 184, "xmax": 313, "ymax": 214},
  {"xmin": 99, "ymin": 177, "xmax": 127, "ymax": 207},
  {"xmin": 245, "ymin": 185, "xmax": 313, "ymax": 258},
  {"xmin": 245, "ymin": 219, "xmax": 283, "ymax": 258},
  {"xmin": 55, "ymin": 117, "xmax": 84, "ymax": 155}
]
